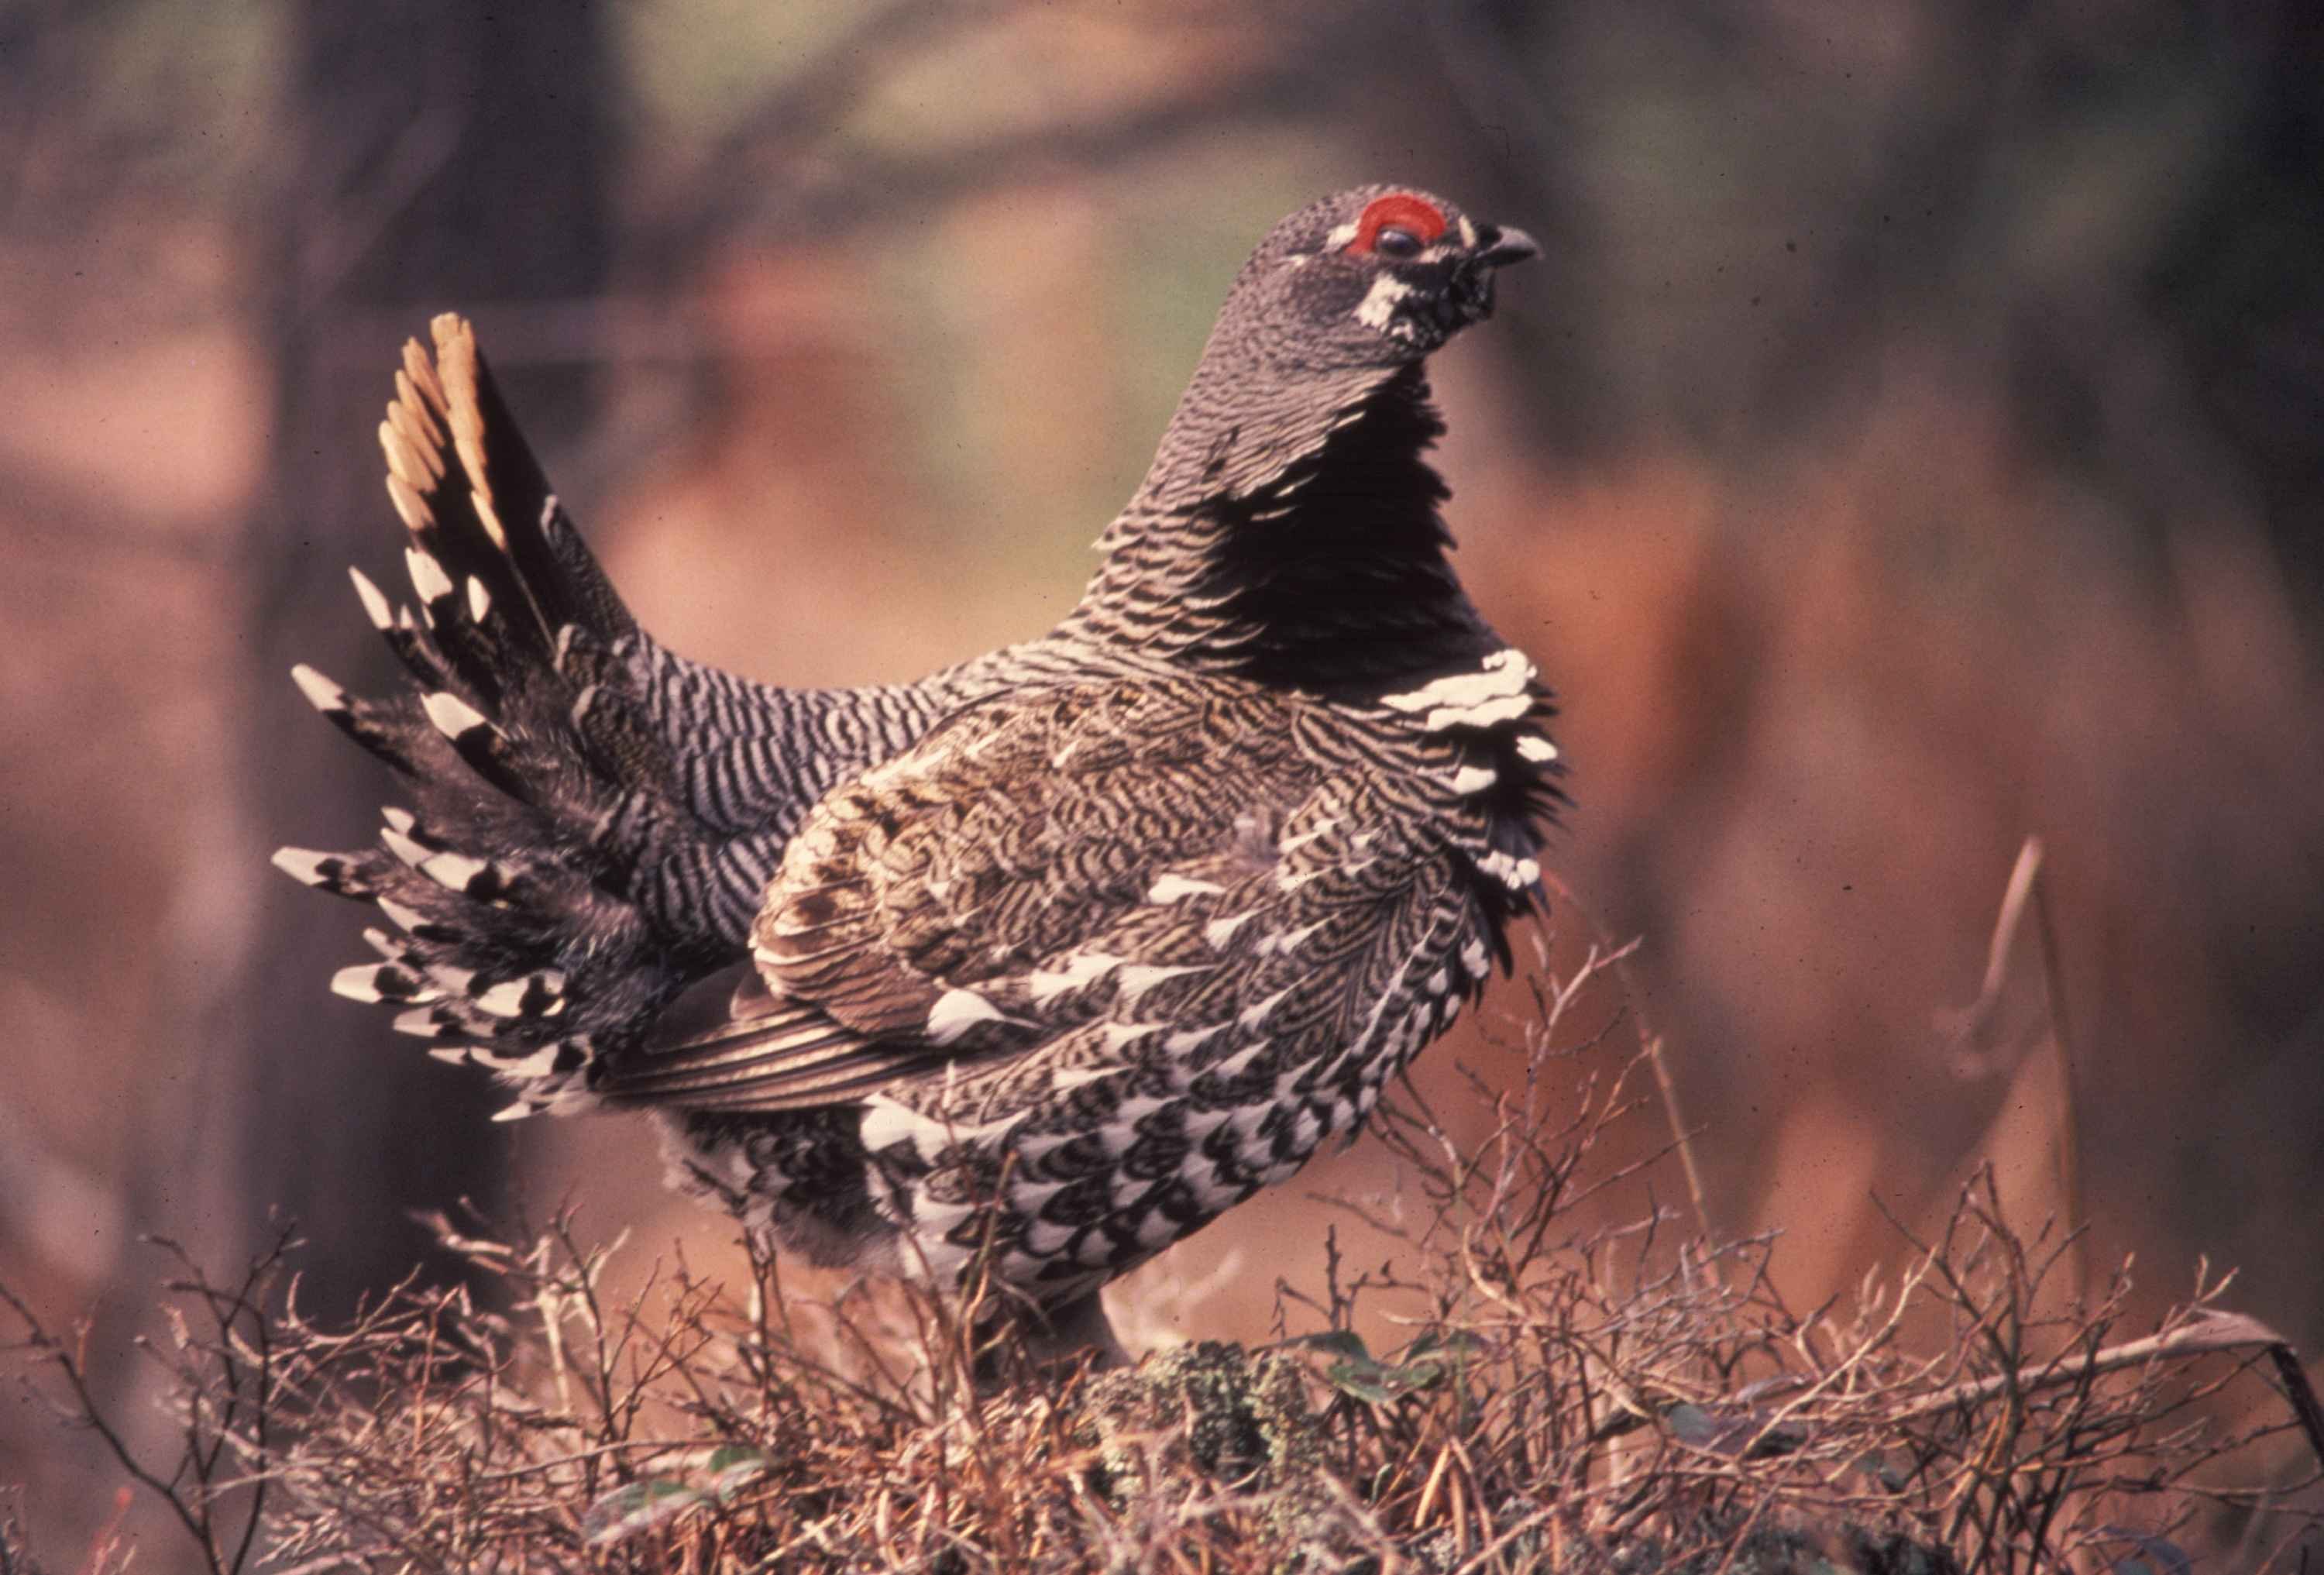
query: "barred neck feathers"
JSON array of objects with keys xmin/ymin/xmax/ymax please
[
  {"xmin": 1058, "ymin": 184, "xmax": 1538, "ymax": 696},
  {"xmin": 1067, "ymin": 365, "xmax": 1498, "ymax": 694}
]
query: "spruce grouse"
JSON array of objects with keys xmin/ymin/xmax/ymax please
[{"xmin": 277, "ymin": 185, "xmax": 1557, "ymax": 1364}]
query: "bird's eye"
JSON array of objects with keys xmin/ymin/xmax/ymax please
[{"xmin": 1372, "ymin": 225, "xmax": 1423, "ymax": 260}]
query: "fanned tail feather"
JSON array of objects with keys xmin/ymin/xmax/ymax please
[{"xmin": 276, "ymin": 317, "xmax": 730, "ymax": 1118}]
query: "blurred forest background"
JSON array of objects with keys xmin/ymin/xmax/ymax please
[{"xmin": 4, "ymin": 0, "xmax": 2321, "ymax": 1563}]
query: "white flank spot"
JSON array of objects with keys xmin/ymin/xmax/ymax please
[
  {"xmin": 1277, "ymin": 820, "xmax": 1336, "ymax": 855},
  {"xmin": 1100, "ymin": 1022, "xmax": 1160, "ymax": 1054},
  {"xmin": 1426, "ymin": 969, "xmax": 1450, "ymax": 996},
  {"xmin": 926, "ymin": 986, "xmax": 1002, "ymax": 1045},
  {"xmin": 1164, "ymin": 1023, "xmax": 1225, "ymax": 1057},
  {"xmin": 1425, "ymin": 693, "xmax": 1535, "ymax": 731},
  {"xmin": 1379, "ymin": 649, "xmax": 1537, "ymax": 730},
  {"xmin": 1353, "ymin": 272, "xmax": 1413, "ymax": 332},
  {"xmin": 1449, "ymin": 764, "xmax": 1500, "ymax": 796},
  {"xmin": 1460, "ymin": 938, "xmax": 1490, "ymax": 975},
  {"xmin": 272, "ymin": 848, "xmax": 335, "ymax": 887},
  {"xmin": 405, "ymin": 547, "xmax": 454, "ymax": 604},
  {"xmin": 1023, "ymin": 1219, "xmax": 1076, "ymax": 1257},
  {"xmin": 391, "ymin": 1007, "xmax": 443, "ymax": 1038},
  {"xmin": 1136, "ymin": 1209, "xmax": 1183, "ymax": 1250},
  {"xmin": 421, "ymin": 690, "xmax": 490, "ymax": 739},
  {"xmin": 859, "ymin": 1096, "xmax": 935, "ymax": 1158},
  {"xmin": 331, "ymin": 965, "xmax": 386, "ymax": 1002},
  {"xmin": 1517, "ymin": 734, "xmax": 1560, "ymax": 764},
  {"xmin": 1183, "ymin": 1105, "xmax": 1234, "ymax": 1141},
  {"xmin": 1204, "ymin": 911, "xmax": 1258, "ymax": 948},
  {"xmin": 1262, "ymin": 918, "xmax": 1329, "ymax": 956},
  {"xmin": 1051, "ymin": 1064, "xmax": 1112, "ymax": 1092},
  {"xmin": 1116, "ymin": 1092, "xmax": 1172, "ymax": 1126},
  {"xmin": 382, "ymin": 806, "xmax": 418, "ymax": 835},
  {"xmin": 1212, "ymin": 1040, "xmax": 1270, "ymax": 1079},
  {"xmin": 1116, "ymin": 963, "xmax": 1202, "ymax": 1004},
  {"xmin": 1237, "ymin": 989, "xmax": 1291, "ymax": 1031},
  {"xmin": 349, "ymin": 567, "xmax": 393, "ymax": 629},
  {"xmin": 1029, "ymin": 951, "xmax": 1123, "ymax": 1002},
  {"xmin": 1147, "ymin": 873, "xmax": 1224, "ymax": 904},
  {"xmin": 290, "ymin": 664, "xmax": 346, "ymax": 713},
  {"xmin": 425, "ymin": 1046, "xmax": 470, "ymax": 1064},
  {"xmin": 466, "ymin": 576, "xmax": 491, "ymax": 623}
]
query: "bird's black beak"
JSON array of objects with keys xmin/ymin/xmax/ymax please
[{"xmin": 1474, "ymin": 223, "xmax": 1541, "ymax": 269}]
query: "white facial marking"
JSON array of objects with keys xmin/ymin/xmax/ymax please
[
  {"xmin": 1354, "ymin": 272, "xmax": 1415, "ymax": 333},
  {"xmin": 1458, "ymin": 215, "xmax": 1478, "ymax": 248}
]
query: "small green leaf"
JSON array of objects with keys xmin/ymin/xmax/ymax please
[
  {"xmin": 581, "ymin": 1479, "xmax": 704, "ymax": 1546},
  {"xmin": 1401, "ymin": 1329, "xmax": 1485, "ymax": 1363},
  {"xmin": 1286, "ymin": 1329, "xmax": 1372, "ymax": 1363},
  {"xmin": 1324, "ymin": 1358, "xmax": 1398, "ymax": 1405}
]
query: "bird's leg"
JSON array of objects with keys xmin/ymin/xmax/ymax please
[{"xmin": 971, "ymin": 1289, "xmax": 1130, "ymax": 1391}]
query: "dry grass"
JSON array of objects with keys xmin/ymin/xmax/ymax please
[{"xmin": 6, "ymin": 942, "xmax": 2321, "ymax": 1573}]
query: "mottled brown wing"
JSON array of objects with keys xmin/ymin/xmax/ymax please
[{"xmin": 596, "ymin": 677, "xmax": 1322, "ymax": 1112}]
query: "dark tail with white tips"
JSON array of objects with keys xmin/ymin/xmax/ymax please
[{"xmin": 274, "ymin": 317, "xmax": 738, "ymax": 1115}]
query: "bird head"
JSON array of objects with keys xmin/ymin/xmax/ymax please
[{"xmin": 1230, "ymin": 184, "xmax": 1540, "ymax": 368}]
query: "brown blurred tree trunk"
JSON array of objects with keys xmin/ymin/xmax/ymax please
[{"xmin": 235, "ymin": 1, "xmax": 614, "ymax": 1315}]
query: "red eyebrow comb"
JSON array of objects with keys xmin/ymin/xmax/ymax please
[{"xmin": 1350, "ymin": 194, "xmax": 1448, "ymax": 253}]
